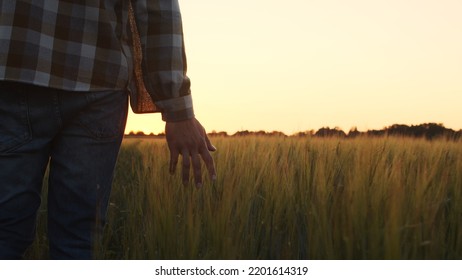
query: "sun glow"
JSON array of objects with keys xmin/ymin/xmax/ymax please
[{"xmin": 126, "ymin": 0, "xmax": 462, "ymax": 135}]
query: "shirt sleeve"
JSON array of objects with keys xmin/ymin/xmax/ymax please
[{"xmin": 132, "ymin": 0, "xmax": 194, "ymax": 122}]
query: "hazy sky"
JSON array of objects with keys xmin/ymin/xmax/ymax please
[{"xmin": 125, "ymin": 0, "xmax": 462, "ymax": 135}]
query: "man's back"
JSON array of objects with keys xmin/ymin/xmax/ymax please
[{"xmin": 0, "ymin": 0, "xmax": 131, "ymax": 91}]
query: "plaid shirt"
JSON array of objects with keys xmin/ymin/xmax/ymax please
[{"xmin": 0, "ymin": 0, "xmax": 193, "ymax": 121}]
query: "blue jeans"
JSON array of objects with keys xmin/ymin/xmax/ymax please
[{"xmin": 0, "ymin": 81, "xmax": 128, "ymax": 259}]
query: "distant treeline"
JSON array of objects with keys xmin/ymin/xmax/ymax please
[
  {"xmin": 211, "ymin": 123, "xmax": 462, "ymax": 140},
  {"xmin": 126, "ymin": 123, "xmax": 462, "ymax": 140}
]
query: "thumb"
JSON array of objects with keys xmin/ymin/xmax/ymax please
[{"xmin": 205, "ymin": 135, "xmax": 217, "ymax": 152}]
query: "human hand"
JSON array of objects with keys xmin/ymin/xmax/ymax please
[{"xmin": 165, "ymin": 118, "xmax": 217, "ymax": 187}]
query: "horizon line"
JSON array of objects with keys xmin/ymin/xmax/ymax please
[{"xmin": 125, "ymin": 122, "xmax": 462, "ymax": 137}]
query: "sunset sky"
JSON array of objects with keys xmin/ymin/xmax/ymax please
[{"xmin": 125, "ymin": 0, "xmax": 462, "ymax": 135}]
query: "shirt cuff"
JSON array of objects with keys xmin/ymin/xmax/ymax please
[{"xmin": 155, "ymin": 95, "xmax": 195, "ymax": 122}]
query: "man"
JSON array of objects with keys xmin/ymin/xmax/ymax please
[{"xmin": 0, "ymin": 0, "xmax": 216, "ymax": 259}]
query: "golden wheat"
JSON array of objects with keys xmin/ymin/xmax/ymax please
[{"xmin": 26, "ymin": 136, "xmax": 462, "ymax": 259}]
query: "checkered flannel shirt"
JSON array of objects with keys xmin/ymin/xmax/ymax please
[{"xmin": 0, "ymin": 0, "xmax": 193, "ymax": 121}]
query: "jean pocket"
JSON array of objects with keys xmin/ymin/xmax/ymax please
[
  {"xmin": 0, "ymin": 88, "xmax": 32, "ymax": 153},
  {"xmin": 77, "ymin": 90, "xmax": 128, "ymax": 140}
]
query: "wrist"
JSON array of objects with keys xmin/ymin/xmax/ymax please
[{"xmin": 162, "ymin": 108, "xmax": 195, "ymax": 122}]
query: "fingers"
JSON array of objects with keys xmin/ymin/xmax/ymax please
[
  {"xmin": 197, "ymin": 121, "xmax": 216, "ymax": 152},
  {"xmin": 179, "ymin": 144, "xmax": 215, "ymax": 187},
  {"xmin": 166, "ymin": 118, "xmax": 217, "ymax": 188},
  {"xmin": 191, "ymin": 152, "xmax": 202, "ymax": 187},
  {"xmin": 169, "ymin": 148, "xmax": 179, "ymax": 174},
  {"xmin": 181, "ymin": 149, "xmax": 190, "ymax": 185},
  {"xmin": 202, "ymin": 135, "xmax": 217, "ymax": 181},
  {"xmin": 200, "ymin": 148, "xmax": 217, "ymax": 182},
  {"xmin": 180, "ymin": 150, "xmax": 202, "ymax": 187},
  {"xmin": 205, "ymin": 134, "xmax": 217, "ymax": 152}
]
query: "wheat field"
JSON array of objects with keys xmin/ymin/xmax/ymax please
[{"xmin": 26, "ymin": 136, "xmax": 462, "ymax": 259}]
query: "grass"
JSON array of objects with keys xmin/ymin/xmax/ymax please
[{"xmin": 25, "ymin": 136, "xmax": 462, "ymax": 259}]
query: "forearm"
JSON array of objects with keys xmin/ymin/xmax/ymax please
[{"xmin": 132, "ymin": 0, "xmax": 194, "ymax": 122}]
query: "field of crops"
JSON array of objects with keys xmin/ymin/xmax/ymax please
[{"xmin": 26, "ymin": 136, "xmax": 462, "ymax": 259}]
